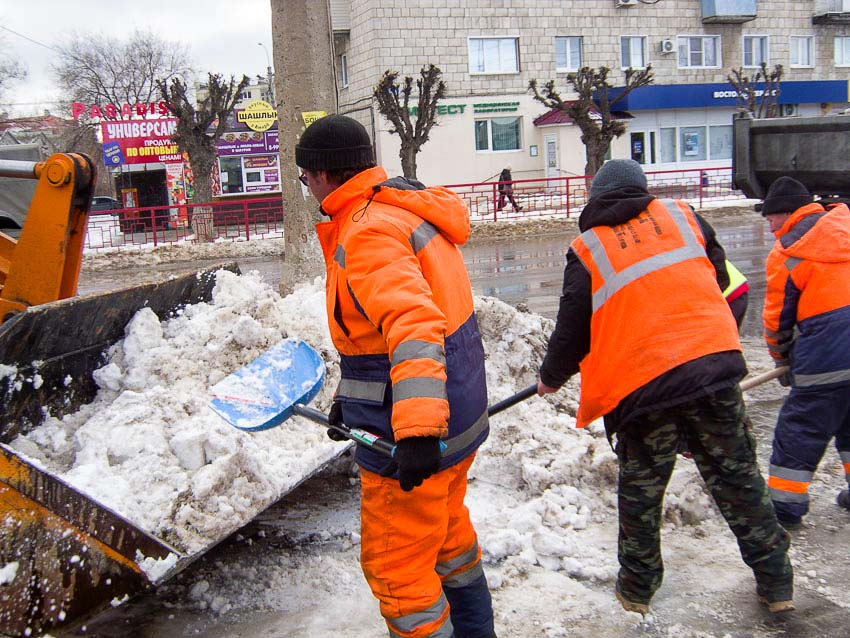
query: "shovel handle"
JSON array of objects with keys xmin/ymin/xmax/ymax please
[
  {"xmin": 488, "ymin": 384, "xmax": 538, "ymax": 416},
  {"xmin": 739, "ymin": 366, "xmax": 790, "ymax": 391},
  {"xmin": 295, "ymin": 384, "xmax": 539, "ymax": 458}
]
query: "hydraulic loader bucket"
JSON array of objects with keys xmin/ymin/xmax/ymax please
[
  {"xmin": 0, "ymin": 445, "xmax": 181, "ymax": 637},
  {"xmin": 0, "ymin": 262, "xmax": 240, "ymax": 441},
  {"xmin": 0, "ymin": 262, "xmax": 241, "ymax": 636}
]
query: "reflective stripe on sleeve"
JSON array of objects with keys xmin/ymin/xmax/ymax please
[
  {"xmin": 391, "ymin": 340, "xmax": 446, "ymax": 367},
  {"xmin": 392, "ymin": 377, "xmax": 447, "ymax": 403},
  {"xmin": 409, "ymin": 221, "xmax": 440, "ymax": 254},
  {"xmin": 334, "ymin": 244, "xmax": 346, "ymax": 268},
  {"xmin": 441, "ymin": 410, "xmax": 488, "ymax": 456},
  {"xmin": 336, "ymin": 378, "xmax": 387, "ymax": 403}
]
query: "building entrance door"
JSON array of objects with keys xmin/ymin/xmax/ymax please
[{"xmin": 544, "ymin": 133, "xmax": 558, "ymax": 179}]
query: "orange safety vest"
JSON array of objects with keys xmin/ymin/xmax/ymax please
[{"xmin": 570, "ymin": 198, "xmax": 742, "ymax": 427}]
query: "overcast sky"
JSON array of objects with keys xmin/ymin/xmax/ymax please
[{"xmin": 0, "ymin": 0, "xmax": 273, "ymax": 117}]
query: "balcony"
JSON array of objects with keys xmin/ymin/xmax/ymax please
[
  {"xmin": 700, "ymin": 0, "xmax": 756, "ymax": 23},
  {"xmin": 813, "ymin": 0, "xmax": 850, "ymax": 24}
]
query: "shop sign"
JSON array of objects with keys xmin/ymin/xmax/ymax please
[
  {"xmin": 237, "ymin": 99, "xmax": 278, "ymax": 132},
  {"xmin": 72, "ymin": 100, "xmax": 170, "ymax": 120},
  {"xmin": 216, "ymin": 129, "xmax": 279, "ymax": 156},
  {"xmin": 406, "ymin": 104, "xmax": 467, "ymax": 116},
  {"xmin": 473, "ymin": 102, "xmax": 520, "ymax": 113},
  {"xmin": 100, "ymin": 118, "xmax": 181, "ymax": 166}
]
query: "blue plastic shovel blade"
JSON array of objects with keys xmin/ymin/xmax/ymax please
[{"xmin": 209, "ymin": 339, "xmax": 326, "ymax": 431}]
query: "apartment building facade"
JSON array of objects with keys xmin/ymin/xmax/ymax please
[{"xmin": 330, "ymin": 0, "xmax": 850, "ymax": 185}]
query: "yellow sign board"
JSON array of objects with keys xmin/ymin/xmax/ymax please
[
  {"xmin": 301, "ymin": 111, "xmax": 328, "ymax": 127},
  {"xmin": 237, "ymin": 100, "xmax": 278, "ymax": 132}
]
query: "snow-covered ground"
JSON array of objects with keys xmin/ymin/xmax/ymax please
[{"xmin": 8, "ymin": 257, "xmax": 848, "ymax": 637}]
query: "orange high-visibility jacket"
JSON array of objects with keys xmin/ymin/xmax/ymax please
[
  {"xmin": 763, "ymin": 202, "xmax": 850, "ymax": 387},
  {"xmin": 315, "ymin": 167, "xmax": 489, "ymax": 474},
  {"xmin": 570, "ymin": 198, "xmax": 742, "ymax": 427}
]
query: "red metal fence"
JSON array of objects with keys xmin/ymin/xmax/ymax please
[{"xmin": 84, "ymin": 166, "xmax": 744, "ymax": 252}]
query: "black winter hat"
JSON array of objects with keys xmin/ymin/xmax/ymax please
[
  {"xmin": 761, "ymin": 177, "xmax": 811, "ymax": 216},
  {"xmin": 589, "ymin": 159, "xmax": 648, "ymax": 199},
  {"xmin": 295, "ymin": 114, "xmax": 375, "ymax": 171}
]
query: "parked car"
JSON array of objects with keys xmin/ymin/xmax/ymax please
[{"xmin": 89, "ymin": 196, "xmax": 122, "ymax": 212}]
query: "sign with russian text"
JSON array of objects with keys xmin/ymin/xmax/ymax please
[
  {"xmin": 100, "ymin": 118, "xmax": 181, "ymax": 165},
  {"xmin": 237, "ymin": 100, "xmax": 278, "ymax": 132},
  {"xmin": 216, "ymin": 129, "xmax": 279, "ymax": 156}
]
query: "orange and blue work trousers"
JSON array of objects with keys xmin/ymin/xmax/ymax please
[{"xmin": 360, "ymin": 454, "xmax": 495, "ymax": 638}]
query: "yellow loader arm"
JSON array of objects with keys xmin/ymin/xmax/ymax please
[{"xmin": 0, "ymin": 153, "xmax": 95, "ymax": 323}]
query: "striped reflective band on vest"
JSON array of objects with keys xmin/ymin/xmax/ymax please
[
  {"xmin": 795, "ymin": 369, "xmax": 850, "ymax": 387},
  {"xmin": 410, "ymin": 220, "xmax": 440, "ymax": 253},
  {"xmin": 583, "ymin": 199, "xmax": 706, "ymax": 311},
  {"xmin": 768, "ymin": 464, "xmax": 812, "ymax": 503},
  {"xmin": 334, "ymin": 244, "xmax": 346, "ymax": 268},
  {"xmin": 387, "ymin": 592, "xmax": 452, "ymax": 638},
  {"xmin": 437, "ymin": 541, "xmax": 484, "ymax": 588}
]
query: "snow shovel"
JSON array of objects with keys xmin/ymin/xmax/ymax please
[{"xmin": 209, "ymin": 338, "xmax": 538, "ymax": 458}]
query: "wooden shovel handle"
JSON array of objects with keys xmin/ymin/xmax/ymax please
[{"xmin": 740, "ymin": 366, "xmax": 790, "ymax": 391}]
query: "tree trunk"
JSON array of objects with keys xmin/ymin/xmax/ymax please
[
  {"xmin": 187, "ymin": 149, "xmax": 215, "ymax": 242},
  {"xmin": 272, "ymin": 0, "xmax": 337, "ymax": 295},
  {"xmin": 399, "ymin": 141, "xmax": 417, "ymax": 179}
]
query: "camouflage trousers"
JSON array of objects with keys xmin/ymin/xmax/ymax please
[{"xmin": 611, "ymin": 384, "xmax": 793, "ymax": 604}]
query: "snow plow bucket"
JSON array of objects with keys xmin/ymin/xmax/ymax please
[
  {"xmin": 0, "ymin": 445, "xmax": 181, "ymax": 637},
  {"xmin": 1, "ymin": 262, "xmax": 240, "ymax": 440},
  {"xmin": 0, "ymin": 263, "xmax": 238, "ymax": 635}
]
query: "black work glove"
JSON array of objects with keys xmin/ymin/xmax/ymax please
[
  {"xmin": 379, "ymin": 436, "xmax": 442, "ymax": 492},
  {"xmin": 326, "ymin": 401, "xmax": 348, "ymax": 442},
  {"xmin": 776, "ymin": 361, "xmax": 792, "ymax": 388}
]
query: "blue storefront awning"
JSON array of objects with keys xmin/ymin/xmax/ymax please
[{"xmin": 610, "ymin": 79, "xmax": 849, "ymax": 110}]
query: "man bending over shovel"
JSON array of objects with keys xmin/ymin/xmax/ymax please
[{"xmin": 295, "ymin": 114, "xmax": 495, "ymax": 638}]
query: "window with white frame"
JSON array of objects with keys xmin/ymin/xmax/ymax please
[
  {"xmin": 835, "ymin": 36, "xmax": 850, "ymax": 66},
  {"xmin": 659, "ymin": 127, "xmax": 677, "ymax": 163},
  {"xmin": 680, "ymin": 126, "xmax": 707, "ymax": 162},
  {"xmin": 468, "ymin": 37, "xmax": 519, "ymax": 74},
  {"xmin": 555, "ymin": 36, "xmax": 582, "ymax": 71},
  {"xmin": 620, "ymin": 36, "xmax": 646, "ymax": 68},
  {"xmin": 677, "ymin": 36, "xmax": 720, "ymax": 68},
  {"xmin": 743, "ymin": 35, "xmax": 769, "ymax": 67},
  {"xmin": 339, "ymin": 54, "xmax": 349, "ymax": 88},
  {"xmin": 474, "ymin": 117, "xmax": 522, "ymax": 151},
  {"xmin": 709, "ymin": 125, "xmax": 733, "ymax": 160},
  {"xmin": 790, "ymin": 36, "xmax": 813, "ymax": 67}
]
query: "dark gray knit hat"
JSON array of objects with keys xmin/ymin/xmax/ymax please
[
  {"xmin": 589, "ymin": 159, "xmax": 648, "ymax": 199},
  {"xmin": 295, "ymin": 114, "xmax": 375, "ymax": 171},
  {"xmin": 761, "ymin": 176, "xmax": 811, "ymax": 216}
]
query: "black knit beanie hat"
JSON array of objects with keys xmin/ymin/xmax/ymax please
[
  {"xmin": 295, "ymin": 114, "xmax": 375, "ymax": 171},
  {"xmin": 761, "ymin": 176, "xmax": 812, "ymax": 216},
  {"xmin": 589, "ymin": 159, "xmax": 648, "ymax": 199}
]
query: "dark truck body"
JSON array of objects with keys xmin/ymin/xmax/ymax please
[{"xmin": 732, "ymin": 111, "xmax": 850, "ymax": 202}]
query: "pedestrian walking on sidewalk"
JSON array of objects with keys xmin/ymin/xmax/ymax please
[
  {"xmin": 758, "ymin": 176, "xmax": 850, "ymax": 529},
  {"xmin": 295, "ymin": 114, "xmax": 496, "ymax": 638},
  {"xmin": 536, "ymin": 159, "xmax": 794, "ymax": 615},
  {"xmin": 496, "ymin": 165, "xmax": 523, "ymax": 212}
]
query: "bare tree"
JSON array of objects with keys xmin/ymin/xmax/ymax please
[
  {"xmin": 53, "ymin": 29, "xmax": 191, "ymax": 119},
  {"xmin": 727, "ymin": 63, "xmax": 783, "ymax": 119},
  {"xmin": 373, "ymin": 64, "xmax": 446, "ymax": 179},
  {"xmin": 0, "ymin": 40, "xmax": 26, "ymax": 105},
  {"xmin": 529, "ymin": 66, "xmax": 654, "ymax": 177},
  {"xmin": 158, "ymin": 73, "xmax": 248, "ymax": 241}
]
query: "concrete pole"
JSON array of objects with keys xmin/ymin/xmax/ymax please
[{"xmin": 271, "ymin": 0, "xmax": 339, "ymax": 294}]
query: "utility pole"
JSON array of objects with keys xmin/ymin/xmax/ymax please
[
  {"xmin": 257, "ymin": 42, "xmax": 275, "ymax": 105},
  {"xmin": 270, "ymin": 0, "xmax": 338, "ymax": 294}
]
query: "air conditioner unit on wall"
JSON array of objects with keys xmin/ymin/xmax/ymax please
[
  {"xmin": 616, "ymin": 0, "xmax": 638, "ymax": 7},
  {"xmin": 659, "ymin": 39, "xmax": 675, "ymax": 54}
]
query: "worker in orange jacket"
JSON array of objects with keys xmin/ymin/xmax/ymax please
[
  {"xmin": 759, "ymin": 177, "xmax": 850, "ymax": 528},
  {"xmin": 537, "ymin": 159, "xmax": 793, "ymax": 614},
  {"xmin": 295, "ymin": 114, "xmax": 494, "ymax": 638}
]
